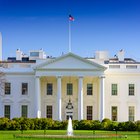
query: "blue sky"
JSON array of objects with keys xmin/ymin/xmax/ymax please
[{"xmin": 0, "ymin": 0, "xmax": 140, "ymax": 60}]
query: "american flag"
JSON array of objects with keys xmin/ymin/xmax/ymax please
[{"xmin": 69, "ymin": 15, "xmax": 74, "ymax": 21}]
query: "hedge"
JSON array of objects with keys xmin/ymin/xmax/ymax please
[{"xmin": 0, "ymin": 117, "xmax": 140, "ymax": 131}]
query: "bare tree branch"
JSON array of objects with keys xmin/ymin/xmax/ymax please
[{"xmin": 0, "ymin": 63, "xmax": 7, "ymax": 96}]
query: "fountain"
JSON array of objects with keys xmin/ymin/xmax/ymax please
[{"xmin": 67, "ymin": 117, "xmax": 73, "ymax": 136}]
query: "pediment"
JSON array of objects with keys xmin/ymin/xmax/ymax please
[
  {"xmin": 2, "ymin": 99, "xmax": 13, "ymax": 103},
  {"xmin": 18, "ymin": 99, "xmax": 30, "ymax": 103},
  {"xmin": 34, "ymin": 53, "xmax": 106, "ymax": 71}
]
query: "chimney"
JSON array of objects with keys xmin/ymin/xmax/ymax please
[
  {"xmin": 16, "ymin": 49, "xmax": 22, "ymax": 60},
  {"xmin": 0, "ymin": 32, "xmax": 2, "ymax": 61},
  {"xmin": 95, "ymin": 51, "xmax": 109, "ymax": 60},
  {"xmin": 117, "ymin": 49, "xmax": 124, "ymax": 61}
]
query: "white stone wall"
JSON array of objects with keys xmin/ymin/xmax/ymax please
[
  {"xmin": 40, "ymin": 77, "xmax": 57, "ymax": 120},
  {"xmin": 105, "ymin": 71, "xmax": 140, "ymax": 121},
  {"xmin": 0, "ymin": 74, "xmax": 35, "ymax": 119},
  {"xmin": 83, "ymin": 77, "xmax": 99, "ymax": 120}
]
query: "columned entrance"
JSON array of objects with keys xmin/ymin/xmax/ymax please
[
  {"xmin": 35, "ymin": 75, "xmax": 105, "ymax": 121},
  {"xmin": 34, "ymin": 52, "xmax": 106, "ymax": 120}
]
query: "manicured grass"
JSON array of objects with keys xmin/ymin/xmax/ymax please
[{"xmin": 0, "ymin": 130, "xmax": 140, "ymax": 140}]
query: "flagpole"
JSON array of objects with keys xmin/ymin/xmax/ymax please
[{"xmin": 69, "ymin": 19, "xmax": 71, "ymax": 52}]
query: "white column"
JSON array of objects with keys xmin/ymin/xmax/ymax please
[
  {"xmin": 35, "ymin": 76, "xmax": 41, "ymax": 118},
  {"xmin": 100, "ymin": 76, "xmax": 105, "ymax": 122},
  {"xmin": 57, "ymin": 76, "xmax": 62, "ymax": 121},
  {"xmin": 78, "ymin": 76, "xmax": 83, "ymax": 120}
]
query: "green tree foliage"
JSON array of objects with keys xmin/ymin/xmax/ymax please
[
  {"xmin": 135, "ymin": 120, "xmax": 140, "ymax": 131},
  {"xmin": 0, "ymin": 117, "xmax": 139, "ymax": 131},
  {"xmin": 101, "ymin": 118, "xmax": 112, "ymax": 130},
  {"xmin": 0, "ymin": 117, "xmax": 10, "ymax": 130},
  {"xmin": 19, "ymin": 117, "xmax": 31, "ymax": 130}
]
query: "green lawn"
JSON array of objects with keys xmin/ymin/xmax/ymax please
[{"xmin": 0, "ymin": 130, "xmax": 140, "ymax": 140}]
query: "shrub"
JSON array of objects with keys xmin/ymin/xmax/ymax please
[
  {"xmin": 9, "ymin": 120, "xmax": 19, "ymax": 130},
  {"xmin": 12, "ymin": 118, "xmax": 21, "ymax": 130},
  {"xmin": 0, "ymin": 117, "xmax": 139, "ymax": 131},
  {"xmin": 0, "ymin": 118, "xmax": 10, "ymax": 130},
  {"xmin": 29, "ymin": 119, "xmax": 35, "ymax": 130},
  {"xmin": 52, "ymin": 120, "xmax": 63, "ymax": 130},
  {"xmin": 118, "ymin": 122, "xmax": 126, "ymax": 131},
  {"xmin": 91, "ymin": 120, "xmax": 101, "ymax": 130},
  {"xmin": 118, "ymin": 121, "xmax": 136, "ymax": 131},
  {"xmin": 124, "ymin": 121, "xmax": 136, "ymax": 131},
  {"xmin": 135, "ymin": 120, "xmax": 140, "ymax": 131},
  {"xmin": 19, "ymin": 117, "xmax": 31, "ymax": 130},
  {"xmin": 33, "ymin": 118, "xmax": 42, "ymax": 130},
  {"xmin": 61, "ymin": 120, "xmax": 68, "ymax": 130},
  {"xmin": 76, "ymin": 120, "xmax": 92, "ymax": 130},
  {"xmin": 40, "ymin": 118, "xmax": 54, "ymax": 130},
  {"xmin": 108, "ymin": 121, "xmax": 119, "ymax": 131},
  {"xmin": 101, "ymin": 118, "xmax": 112, "ymax": 130},
  {"xmin": 72, "ymin": 120, "xmax": 79, "ymax": 130},
  {"xmin": 41, "ymin": 118, "xmax": 48, "ymax": 130}
]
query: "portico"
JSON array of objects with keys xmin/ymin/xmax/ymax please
[{"xmin": 34, "ymin": 53, "xmax": 106, "ymax": 121}]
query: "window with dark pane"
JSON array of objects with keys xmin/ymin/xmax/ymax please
[
  {"xmin": 47, "ymin": 83, "xmax": 53, "ymax": 95},
  {"xmin": 87, "ymin": 84, "xmax": 93, "ymax": 95},
  {"xmin": 46, "ymin": 105, "xmax": 52, "ymax": 118},
  {"xmin": 111, "ymin": 84, "xmax": 117, "ymax": 95},
  {"xmin": 21, "ymin": 105, "xmax": 28, "ymax": 118},
  {"xmin": 112, "ymin": 106, "xmax": 117, "ymax": 121},
  {"xmin": 129, "ymin": 84, "xmax": 134, "ymax": 95},
  {"xmin": 67, "ymin": 83, "xmax": 73, "ymax": 95},
  {"xmin": 129, "ymin": 106, "xmax": 135, "ymax": 121},
  {"xmin": 4, "ymin": 105, "xmax": 10, "ymax": 119},
  {"xmin": 5, "ymin": 83, "xmax": 11, "ymax": 95},
  {"xmin": 87, "ymin": 106, "xmax": 92, "ymax": 120},
  {"xmin": 22, "ymin": 83, "xmax": 28, "ymax": 95}
]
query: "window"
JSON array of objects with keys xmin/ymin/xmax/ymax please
[
  {"xmin": 4, "ymin": 105, "xmax": 10, "ymax": 119},
  {"xmin": 129, "ymin": 106, "xmax": 135, "ymax": 121},
  {"xmin": 67, "ymin": 83, "xmax": 73, "ymax": 95},
  {"xmin": 22, "ymin": 83, "xmax": 28, "ymax": 95},
  {"xmin": 5, "ymin": 83, "xmax": 11, "ymax": 95},
  {"xmin": 111, "ymin": 84, "xmax": 117, "ymax": 95},
  {"xmin": 47, "ymin": 83, "xmax": 53, "ymax": 95},
  {"xmin": 126, "ymin": 65, "xmax": 137, "ymax": 69},
  {"xmin": 112, "ymin": 106, "xmax": 117, "ymax": 121},
  {"xmin": 129, "ymin": 84, "xmax": 135, "ymax": 95},
  {"xmin": 21, "ymin": 105, "xmax": 28, "ymax": 118},
  {"xmin": 30, "ymin": 52, "xmax": 39, "ymax": 57},
  {"xmin": 87, "ymin": 106, "xmax": 92, "ymax": 120},
  {"xmin": 109, "ymin": 65, "xmax": 120, "ymax": 69},
  {"xmin": 87, "ymin": 84, "xmax": 93, "ymax": 95},
  {"xmin": 46, "ymin": 106, "xmax": 52, "ymax": 118}
]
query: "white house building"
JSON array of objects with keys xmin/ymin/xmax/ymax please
[{"xmin": 0, "ymin": 46, "xmax": 140, "ymax": 122}]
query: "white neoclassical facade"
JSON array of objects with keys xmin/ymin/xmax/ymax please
[{"xmin": 0, "ymin": 48, "xmax": 140, "ymax": 122}]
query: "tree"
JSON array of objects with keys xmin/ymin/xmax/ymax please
[{"xmin": 0, "ymin": 62, "xmax": 7, "ymax": 96}]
